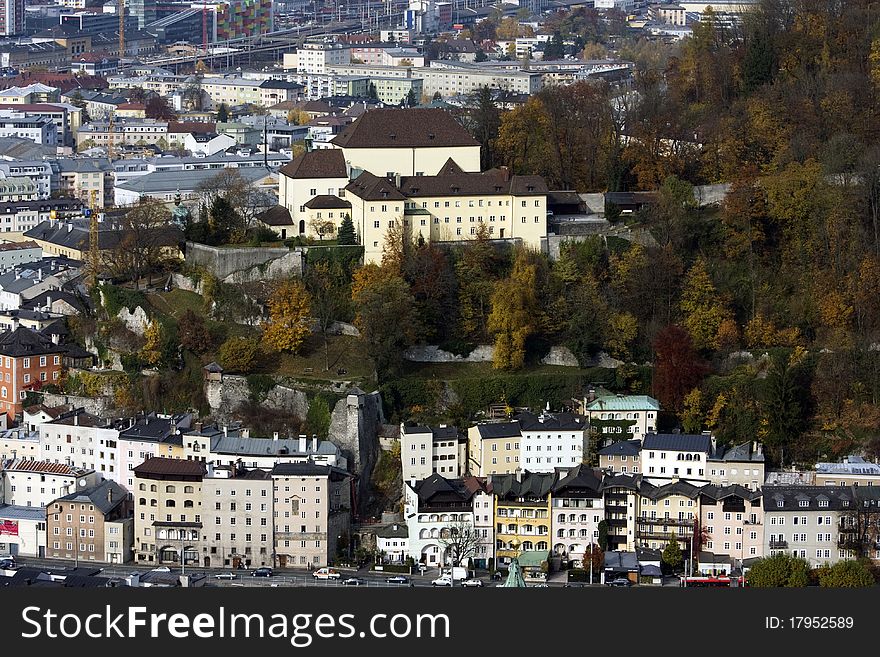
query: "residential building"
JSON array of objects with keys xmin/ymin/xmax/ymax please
[
  {"xmin": 598, "ymin": 439, "xmax": 641, "ymax": 475},
  {"xmin": 492, "ymin": 471, "xmax": 554, "ymax": 567},
  {"xmin": 516, "ymin": 410, "xmax": 588, "ymax": 473},
  {"xmin": 0, "ymin": 503, "xmax": 44, "ymax": 557},
  {"xmin": 1, "ymin": 458, "xmax": 99, "ymax": 508},
  {"xmin": 0, "ymin": 176, "xmax": 37, "ymax": 202},
  {"xmin": 56, "ymin": 158, "xmax": 113, "ymax": 208},
  {"xmin": 551, "ymin": 464, "xmax": 604, "ymax": 566},
  {"xmin": 0, "ymin": 111, "xmax": 57, "ymax": 145},
  {"xmin": 641, "ymin": 433, "xmax": 712, "ymax": 484},
  {"xmin": 467, "ymin": 475, "xmax": 494, "ymax": 569},
  {"xmin": 636, "ymin": 479, "xmax": 701, "ymax": 554},
  {"xmin": 0, "ymin": 257, "xmax": 82, "ymax": 311},
  {"xmin": 814, "ymin": 455, "xmax": 880, "ymax": 487},
  {"xmin": 0, "ymin": 425, "xmax": 37, "ymax": 461},
  {"xmin": 271, "ymin": 463, "xmax": 352, "ymax": 569},
  {"xmin": 199, "ymin": 76, "xmax": 303, "ymax": 108},
  {"xmin": 0, "ymin": 0, "xmax": 24, "ymax": 36},
  {"xmin": 762, "ymin": 485, "xmax": 854, "ymax": 567},
  {"xmin": 0, "ymin": 326, "xmax": 65, "ymax": 419},
  {"xmin": 400, "ymin": 424, "xmax": 466, "ymax": 481},
  {"xmin": 706, "ymin": 441, "xmax": 765, "ymax": 489},
  {"xmin": 277, "ymin": 148, "xmax": 350, "ymax": 236},
  {"xmin": 118, "ymin": 413, "xmax": 191, "ymax": 491},
  {"xmin": 583, "ymin": 392, "xmax": 660, "ymax": 442},
  {"xmin": 114, "ymin": 166, "xmax": 276, "ymax": 206},
  {"xmin": 283, "ymin": 42, "xmax": 352, "ymax": 75},
  {"xmin": 0, "ymin": 105, "xmax": 75, "ymax": 147},
  {"xmin": 699, "ymin": 484, "xmax": 764, "ymax": 566},
  {"xmin": 370, "ymin": 76, "xmax": 424, "ymax": 105},
  {"xmin": 201, "ymin": 465, "xmax": 273, "ymax": 569},
  {"xmin": 0, "ymin": 241, "xmax": 40, "ymax": 268},
  {"xmin": 0, "ymin": 83, "xmax": 59, "ymax": 105},
  {"xmin": 132, "ymin": 457, "xmax": 206, "ymax": 565},
  {"xmin": 75, "ymin": 118, "xmax": 169, "ymax": 150},
  {"xmin": 648, "ymin": 3, "xmax": 687, "ymax": 25},
  {"xmin": 46, "ymin": 479, "xmax": 132, "ymax": 563},
  {"xmin": 404, "ymin": 473, "xmax": 478, "ymax": 567},
  {"xmin": 0, "ymin": 43, "xmax": 68, "ymax": 70},
  {"xmin": 375, "ymin": 522, "xmax": 408, "ymax": 563},
  {"xmin": 467, "ymin": 421, "xmax": 521, "ymax": 476},
  {"xmin": 601, "ymin": 473, "xmax": 640, "ymax": 552}
]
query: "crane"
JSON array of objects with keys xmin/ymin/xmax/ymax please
[
  {"xmin": 119, "ymin": 0, "xmax": 125, "ymax": 59},
  {"xmin": 87, "ymin": 189, "xmax": 100, "ymax": 289}
]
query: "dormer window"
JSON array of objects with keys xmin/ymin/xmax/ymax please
[
  {"xmin": 798, "ymin": 500, "xmax": 809, "ymax": 507},
  {"xmin": 527, "ymin": 185, "xmax": 534, "ymax": 192}
]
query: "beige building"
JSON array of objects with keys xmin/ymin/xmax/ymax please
[
  {"xmin": 132, "ymin": 457, "xmax": 206, "ymax": 566},
  {"xmin": 401, "ymin": 424, "xmax": 467, "ymax": 482},
  {"xmin": 636, "ymin": 480, "xmax": 701, "ymax": 554},
  {"xmin": 278, "ymin": 148, "xmax": 350, "ymax": 237},
  {"xmin": 467, "ymin": 421, "xmax": 521, "ymax": 476},
  {"xmin": 601, "ymin": 473, "xmax": 640, "ymax": 552},
  {"xmin": 271, "ymin": 463, "xmax": 352, "ymax": 569},
  {"xmin": 46, "ymin": 479, "xmax": 132, "ymax": 563},
  {"xmin": 699, "ymin": 485, "xmax": 764, "ymax": 567},
  {"xmin": 814, "ymin": 456, "xmax": 880, "ymax": 487},
  {"xmin": 284, "ymin": 42, "xmax": 351, "ymax": 74},
  {"xmin": 202, "ymin": 466, "xmax": 274, "ymax": 569}
]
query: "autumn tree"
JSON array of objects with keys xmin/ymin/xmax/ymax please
[
  {"xmin": 140, "ymin": 320, "xmax": 163, "ymax": 366},
  {"xmin": 217, "ymin": 336, "xmax": 260, "ymax": 372},
  {"xmin": 178, "ymin": 309, "xmax": 212, "ymax": 354},
  {"xmin": 455, "ymin": 224, "xmax": 500, "ymax": 342},
  {"xmin": 817, "ymin": 560, "xmax": 875, "ymax": 588},
  {"xmin": 351, "ymin": 265, "xmax": 417, "ymax": 381},
  {"xmin": 680, "ymin": 258, "xmax": 734, "ymax": 351},
  {"xmin": 746, "ymin": 553, "xmax": 810, "ymax": 588},
  {"xmin": 304, "ymin": 260, "xmax": 348, "ymax": 371},
  {"xmin": 652, "ymin": 324, "xmax": 708, "ymax": 412},
  {"xmin": 488, "ymin": 248, "xmax": 542, "ymax": 370},
  {"xmin": 145, "ymin": 96, "xmax": 177, "ymax": 121},
  {"xmin": 105, "ymin": 198, "xmax": 175, "ymax": 288},
  {"xmin": 263, "ymin": 279, "xmax": 312, "ymax": 354}
]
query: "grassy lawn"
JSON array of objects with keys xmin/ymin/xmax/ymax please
[
  {"xmin": 146, "ymin": 289, "xmax": 205, "ymax": 318},
  {"xmin": 264, "ymin": 333, "xmax": 374, "ymax": 382}
]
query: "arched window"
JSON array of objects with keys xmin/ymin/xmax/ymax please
[
  {"xmin": 150, "ymin": 499, "xmax": 157, "ymax": 507},
  {"xmin": 557, "ymin": 529, "xmax": 565, "ymax": 538},
  {"xmin": 139, "ymin": 498, "xmax": 146, "ymax": 505},
  {"xmin": 166, "ymin": 500, "xmax": 176, "ymax": 507},
  {"xmin": 557, "ymin": 514, "xmax": 565, "ymax": 523},
  {"xmin": 184, "ymin": 500, "xmax": 194, "ymax": 508},
  {"xmin": 522, "ymin": 541, "xmax": 534, "ymax": 551},
  {"xmin": 536, "ymin": 541, "xmax": 547, "ymax": 551},
  {"xmin": 419, "ymin": 529, "xmax": 428, "ymax": 539},
  {"xmin": 166, "ymin": 485, "xmax": 176, "ymax": 494},
  {"xmin": 150, "ymin": 485, "xmax": 157, "ymax": 492},
  {"xmin": 139, "ymin": 484, "xmax": 146, "ymax": 491},
  {"xmin": 184, "ymin": 486, "xmax": 194, "ymax": 494},
  {"xmin": 579, "ymin": 514, "xmax": 587, "ymax": 522}
]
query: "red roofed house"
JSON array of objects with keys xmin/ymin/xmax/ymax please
[{"xmin": 0, "ymin": 326, "xmax": 65, "ymax": 420}]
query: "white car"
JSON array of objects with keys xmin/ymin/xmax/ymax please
[
  {"xmin": 461, "ymin": 579, "xmax": 484, "ymax": 587},
  {"xmin": 214, "ymin": 572, "xmax": 237, "ymax": 580},
  {"xmin": 432, "ymin": 575, "xmax": 453, "ymax": 587},
  {"xmin": 151, "ymin": 567, "xmax": 171, "ymax": 573},
  {"xmin": 313, "ymin": 567, "xmax": 342, "ymax": 580}
]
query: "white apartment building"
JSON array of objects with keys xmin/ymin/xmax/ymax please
[
  {"xmin": 404, "ymin": 473, "xmax": 479, "ymax": 567},
  {"xmin": 551, "ymin": 465, "xmax": 604, "ymax": 566},
  {"xmin": 400, "ymin": 424, "xmax": 466, "ymax": 481},
  {"xmin": 762, "ymin": 485, "xmax": 853, "ymax": 567},
  {"xmin": 284, "ymin": 42, "xmax": 351, "ymax": 75},
  {"xmin": 516, "ymin": 411, "xmax": 588, "ymax": 473},
  {"xmin": 584, "ymin": 392, "xmax": 660, "ymax": 442},
  {"xmin": 641, "ymin": 433, "xmax": 712, "ymax": 485},
  {"xmin": 0, "ymin": 112, "xmax": 57, "ymax": 145},
  {"xmin": 1, "ymin": 458, "xmax": 100, "ymax": 508},
  {"xmin": 471, "ymin": 482, "xmax": 494, "ymax": 569}
]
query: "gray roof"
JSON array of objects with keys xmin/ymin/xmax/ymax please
[
  {"xmin": 699, "ymin": 484, "xmax": 763, "ymax": 503},
  {"xmin": 711, "ymin": 441, "xmax": 764, "ymax": 463},
  {"xmin": 492, "ymin": 471, "xmax": 556, "ymax": 500},
  {"xmin": 375, "ymin": 523, "xmax": 408, "ymax": 539},
  {"xmin": 598, "ymin": 439, "xmax": 641, "ymax": 457},
  {"xmin": 0, "ymin": 504, "xmax": 46, "ymax": 521},
  {"xmin": 642, "ymin": 433, "xmax": 712, "ymax": 453},
  {"xmin": 762, "ymin": 485, "xmax": 855, "ymax": 512},
  {"xmin": 603, "ymin": 551, "xmax": 639, "ymax": 571},
  {"xmin": 56, "ymin": 480, "xmax": 128, "ymax": 515},
  {"xmin": 639, "ymin": 479, "xmax": 702, "ymax": 500},
  {"xmin": 271, "ymin": 463, "xmax": 348, "ymax": 478},
  {"xmin": 474, "ymin": 421, "xmax": 521, "ymax": 439},
  {"xmin": 401, "ymin": 425, "xmax": 461, "ymax": 441},
  {"xmin": 210, "ymin": 435, "xmax": 340, "ymax": 457},
  {"xmin": 815, "ymin": 455, "xmax": 880, "ymax": 475},
  {"xmin": 115, "ymin": 166, "xmax": 273, "ymax": 194}
]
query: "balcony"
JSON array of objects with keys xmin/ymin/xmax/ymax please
[
  {"xmin": 769, "ymin": 540, "xmax": 788, "ymax": 549},
  {"xmin": 639, "ymin": 530, "xmax": 691, "ymax": 541},
  {"xmin": 638, "ymin": 517, "xmax": 693, "ymax": 527},
  {"xmin": 607, "ymin": 519, "xmax": 628, "ymax": 528},
  {"xmin": 605, "ymin": 493, "xmax": 629, "ymax": 502},
  {"xmin": 838, "ymin": 536, "xmax": 861, "ymax": 550}
]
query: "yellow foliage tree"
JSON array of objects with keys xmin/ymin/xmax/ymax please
[
  {"xmin": 680, "ymin": 258, "xmax": 733, "ymax": 351},
  {"xmin": 488, "ymin": 249, "xmax": 541, "ymax": 371},
  {"xmin": 706, "ymin": 393, "xmax": 727, "ymax": 431},
  {"xmin": 744, "ymin": 313, "xmax": 777, "ymax": 348},
  {"xmin": 140, "ymin": 320, "xmax": 163, "ymax": 366},
  {"xmin": 681, "ymin": 388, "xmax": 704, "ymax": 434},
  {"xmin": 606, "ymin": 312, "xmax": 638, "ymax": 361},
  {"xmin": 263, "ymin": 279, "xmax": 312, "ymax": 354}
]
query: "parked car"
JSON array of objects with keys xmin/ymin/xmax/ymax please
[
  {"xmin": 151, "ymin": 567, "xmax": 171, "ymax": 573},
  {"xmin": 252, "ymin": 567, "xmax": 273, "ymax": 577},
  {"xmin": 313, "ymin": 567, "xmax": 342, "ymax": 580},
  {"xmin": 461, "ymin": 578, "xmax": 484, "ymax": 587},
  {"xmin": 432, "ymin": 574, "xmax": 453, "ymax": 587},
  {"xmin": 608, "ymin": 576, "xmax": 633, "ymax": 587},
  {"xmin": 342, "ymin": 577, "xmax": 364, "ymax": 586},
  {"xmin": 215, "ymin": 572, "xmax": 237, "ymax": 580},
  {"xmin": 385, "ymin": 575, "xmax": 410, "ymax": 584},
  {"xmin": 0, "ymin": 559, "xmax": 15, "ymax": 569}
]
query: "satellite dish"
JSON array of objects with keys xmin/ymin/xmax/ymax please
[{"xmin": 79, "ymin": 478, "xmax": 88, "ymax": 487}]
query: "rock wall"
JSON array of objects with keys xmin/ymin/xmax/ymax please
[
  {"xmin": 540, "ymin": 346, "xmax": 580, "ymax": 367},
  {"xmin": 185, "ymin": 242, "xmax": 304, "ymax": 281},
  {"xmin": 41, "ymin": 392, "xmax": 117, "ymax": 417},
  {"xmin": 404, "ymin": 345, "xmax": 495, "ymax": 363},
  {"xmin": 330, "ymin": 388, "xmax": 383, "ymax": 517},
  {"xmin": 171, "ymin": 273, "xmax": 204, "ymax": 296},
  {"xmin": 116, "ymin": 306, "xmax": 150, "ymax": 337},
  {"xmin": 205, "ymin": 374, "xmax": 309, "ymax": 419}
]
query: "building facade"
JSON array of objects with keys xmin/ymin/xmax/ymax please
[{"xmin": 400, "ymin": 424, "xmax": 466, "ymax": 481}]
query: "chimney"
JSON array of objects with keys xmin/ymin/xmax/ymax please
[
  {"xmin": 73, "ymin": 412, "xmax": 78, "ymax": 426},
  {"xmin": 45, "ymin": 295, "xmax": 51, "ymax": 311},
  {"xmin": 273, "ymin": 431, "xmax": 280, "ymax": 442},
  {"xmin": 37, "ymin": 268, "xmax": 42, "ymax": 282},
  {"xmin": 194, "ymin": 421, "xmax": 203, "ymax": 433},
  {"xmin": 515, "ymin": 469, "xmax": 522, "ymax": 482},
  {"xmin": 107, "ymin": 487, "xmax": 113, "ymax": 503},
  {"xmin": 298, "ymin": 435, "xmax": 306, "ymax": 452},
  {"xmin": 50, "ymin": 332, "xmax": 59, "ymax": 345},
  {"xmin": 409, "ymin": 477, "xmax": 416, "ymax": 489},
  {"xmin": 310, "ymin": 435, "xmax": 318, "ymax": 452},
  {"xmin": 242, "ymin": 428, "xmax": 250, "ymax": 438},
  {"xmin": 223, "ymin": 425, "xmax": 227, "ymax": 437}
]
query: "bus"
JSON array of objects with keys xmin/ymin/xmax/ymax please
[{"xmin": 679, "ymin": 576, "xmax": 746, "ymax": 587}]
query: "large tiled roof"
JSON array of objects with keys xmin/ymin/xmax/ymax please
[
  {"xmin": 473, "ymin": 421, "xmax": 522, "ymax": 440},
  {"xmin": 586, "ymin": 394, "xmax": 660, "ymax": 411},
  {"xmin": 256, "ymin": 205, "xmax": 293, "ymax": 226},
  {"xmin": 56, "ymin": 480, "xmax": 128, "ymax": 515},
  {"xmin": 3, "ymin": 458, "xmax": 88, "ymax": 475},
  {"xmin": 278, "ymin": 148, "xmax": 347, "ymax": 179},
  {"xmin": 0, "ymin": 326, "xmax": 65, "ymax": 357},
  {"xmin": 397, "ymin": 170, "xmax": 547, "ymax": 197},
  {"xmin": 303, "ymin": 194, "xmax": 351, "ymax": 210},
  {"xmin": 598, "ymin": 439, "xmax": 642, "ymax": 457},
  {"xmin": 331, "ymin": 108, "xmax": 478, "ymax": 149},
  {"xmin": 516, "ymin": 411, "xmax": 586, "ymax": 432},
  {"xmin": 552, "ymin": 464, "xmax": 602, "ymax": 495},
  {"xmin": 492, "ymin": 471, "xmax": 555, "ymax": 500}
]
